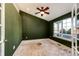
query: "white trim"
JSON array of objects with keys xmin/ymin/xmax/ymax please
[
  {"xmin": 0, "ymin": 3, "xmax": 5, "ymax": 56},
  {"xmin": 74, "ymin": 4, "xmax": 77, "ymax": 56},
  {"xmin": 0, "ymin": 7, "xmax": 2, "ymax": 10},
  {"xmin": 71, "ymin": 3, "xmax": 79, "ymax": 56},
  {"xmin": 0, "ymin": 24, "xmax": 2, "ymax": 26},
  {"xmin": 2, "ymin": 3, "xmax": 5, "ymax": 56},
  {"xmin": 71, "ymin": 4, "xmax": 74, "ymax": 56},
  {"xmin": 0, "ymin": 41, "xmax": 3, "ymax": 43},
  {"xmin": 13, "ymin": 3, "xmax": 19, "ymax": 12}
]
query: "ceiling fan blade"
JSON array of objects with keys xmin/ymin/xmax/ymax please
[
  {"xmin": 44, "ymin": 12, "xmax": 49, "ymax": 14},
  {"xmin": 35, "ymin": 12, "xmax": 40, "ymax": 14},
  {"xmin": 44, "ymin": 7, "xmax": 49, "ymax": 11},
  {"xmin": 37, "ymin": 7, "xmax": 41, "ymax": 11}
]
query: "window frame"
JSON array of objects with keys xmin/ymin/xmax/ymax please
[{"xmin": 53, "ymin": 17, "xmax": 72, "ymax": 42}]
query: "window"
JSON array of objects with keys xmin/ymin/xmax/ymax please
[
  {"xmin": 72, "ymin": 16, "xmax": 79, "ymax": 39},
  {"xmin": 54, "ymin": 18, "xmax": 72, "ymax": 41},
  {"xmin": 54, "ymin": 22, "xmax": 58, "ymax": 36},
  {"xmin": 62, "ymin": 18, "xmax": 72, "ymax": 40},
  {"xmin": 63, "ymin": 18, "xmax": 71, "ymax": 34},
  {"xmin": 53, "ymin": 16, "xmax": 79, "ymax": 41}
]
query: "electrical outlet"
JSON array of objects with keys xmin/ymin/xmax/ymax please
[
  {"xmin": 13, "ymin": 45, "xmax": 15, "ymax": 50},
  {"xmin": 26, "ymin": 36, "xmax": 28, "ymax": 39}
]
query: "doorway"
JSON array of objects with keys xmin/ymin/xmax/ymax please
[{"xmin": 71, "ymin": 3, "xmax": 79, "ymax": 56}]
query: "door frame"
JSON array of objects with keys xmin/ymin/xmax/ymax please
[
  {"xmin": 0, "ymin": 3, "xmax": 5, "ymax": 56},
  {"xmin": 71, "ymin": 3, "xmax": 79, "ymax": 56}
]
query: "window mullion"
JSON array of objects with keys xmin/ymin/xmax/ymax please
[
  {"xmin": 57, "ymin": 22, "xmax": 59, "ymax": 36},
  {"xmin": 61, "ymin": 21, "xmax": 63, "ymax": 37}
]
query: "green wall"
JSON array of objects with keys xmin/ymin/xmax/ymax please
[
  {"xmin": 5, "ymin": 4, "xmax": 49, "ymax": 56},
  {"xmin": 5, "ymin": 4, "xmax": 22, "ymax": 56},
  {"xmin": 20, "ymin": 11, "xmax": 49, "ymax": 39}
]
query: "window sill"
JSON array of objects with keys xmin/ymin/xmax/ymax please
[{"xmin": 53, "ymin": 35, "xmax": 72, "ymax": 42}]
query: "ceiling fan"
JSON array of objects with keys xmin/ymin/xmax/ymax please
[{"xmin": 35, "ymin": 7, "xmax": 49, "ymax": 16}]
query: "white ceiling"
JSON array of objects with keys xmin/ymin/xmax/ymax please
[{"xmin": 15, "ymin": 3, "xmax": 73, "ymax": 21}]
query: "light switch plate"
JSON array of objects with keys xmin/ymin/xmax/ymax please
[{"xmin": 13, "ymin": 45, "xmax": 15, "ymax": 50}]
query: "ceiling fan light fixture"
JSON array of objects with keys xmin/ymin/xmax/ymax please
[
  {"xmin": 40, "ymin": 11, "xmax": 44, "ymax": 14},
  {"xmin": 35, "ymin": 6, "xmax": 49, "ymax": 16}
]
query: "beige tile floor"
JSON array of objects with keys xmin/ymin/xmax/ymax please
[{"xmin": 13, "ymin": 38, "xmax": 71, "ymax": 56}]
